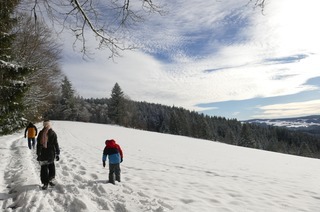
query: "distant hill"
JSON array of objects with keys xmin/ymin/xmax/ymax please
[{"xmin": 245, "ymin": 115, "xmax": 320, "ymax": 136}]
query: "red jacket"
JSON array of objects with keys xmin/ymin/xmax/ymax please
[{"xmin": 103, "ymin": 139, "xmax": 123, "ymax": 164}]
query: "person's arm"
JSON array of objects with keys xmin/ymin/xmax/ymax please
[
  {"xmin": 102, "ymin": 148, "xmax": 107, "ymax": 167},
  {"xmin": 117, "ymin": 145, "xmax": 123, "ymax": 162},
  {"xmin": 52, "ymin": 131, "xmax": 60, "ymax": 161},
  {"xmin": 36, "ymin": 131, "xmax": 42, "ymax": 160},
  {"xmin": 24, "ymin": 127, "xmax": 28, "ymax": 138}
]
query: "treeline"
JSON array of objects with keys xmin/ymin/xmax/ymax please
[{"xmin": 46, "ymin": 81, "xmax": 320, "ymax": 159}]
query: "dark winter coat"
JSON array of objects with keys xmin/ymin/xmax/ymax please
[
  {"xmin": 36, "ymin": 128, "xmax": 60, "ymax": 163},
  {"xmin": 102, "ymin": 139, "xmax": 123, "ymax": 164},
  {"xmin": 24, "ymin": 123, "xmax": 38, "ymax": 138}
]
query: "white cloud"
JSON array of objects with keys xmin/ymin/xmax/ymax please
[
  {"xmin": 60, "ymin": 0, "xmax": 320, "ymax": 118},
  {"xmin": 253, "ymin": 99, "xmax": 320, "ymax": 119}
]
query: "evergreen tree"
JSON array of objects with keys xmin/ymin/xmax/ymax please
[
  {"xmin": 238, "ymin": 123, "xmax": 255, "ymax": 148},
  {"xmin": 0, "ymin": 0, "xmax": 32, "ymax": 134},
  {"xmin": 108, "ymin": 83, "xmax": 125, "ymax": 125},
  {"xmin": 61, "ymin": 76, "xmax": 75, "ymax": 103},
  {"xmin": 59, "ymin": 76, "xmax": 77, "ymax": 120},
  {"xmin": 45, "ymin": 76, "xmax": 78, "ymax": 120},
  {"xmin": 168, "ymin": 110, "xmax": 179, "ymax": 135}
]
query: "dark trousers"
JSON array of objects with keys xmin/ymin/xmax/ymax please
[
  {"xmin": 40, "ymin": 162, "xmax": 55, "ymax": 185},
  {"xmin": 109, "ymin": 163, "xmax": 121, "ymax": 184},
  {"xmin": 27, "ymin": 138, "xmax": 36, "ymax": 149}
]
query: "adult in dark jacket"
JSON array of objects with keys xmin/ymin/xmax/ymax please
[
  {"xmin": 36, "ymin": 120, "xmax": 60, "ymax": 190},
  {"xmin": 102, "ymin": 139, "xmax": 123, "ymax": 184},
  {"xmin": 24, "ymin": 122, "xmax": 38, "ymax": 149}
]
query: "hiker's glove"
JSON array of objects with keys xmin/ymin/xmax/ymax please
[
  {"xmin": 56, "ymin": 155, "xmax": 60, "ymax": 161},
  {"xmin": 103, "ymin": 161, "xmax": 106, "ymax": 167},
  {"xmin": 121, "ymin": 158, "xmax": 123, "ymax": 163}
]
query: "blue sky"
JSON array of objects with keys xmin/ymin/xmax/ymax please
[{"xmin": 60, "ymin": 0, "xmax": 320, "ymax": 121}]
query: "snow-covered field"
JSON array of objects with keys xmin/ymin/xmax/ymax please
[{"xmin": 1, "ymin": 121, "xmax": 320, "ymax": 212}]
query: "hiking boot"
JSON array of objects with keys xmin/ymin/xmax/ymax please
[
  {"xmin": 49, "ymin": 181, "xmax": 55, "ymax": 187},
  {"xmin": 108, "ymin": 180, "xmax": 115, "ymax": 185},
  {"xmin": 42, "ymin": 184, "xmax": 48, "ymax": 190}
]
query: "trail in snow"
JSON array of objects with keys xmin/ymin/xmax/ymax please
[{"xmin": 0, "ymin": 129, "xmax": 172, "ymax": 212}]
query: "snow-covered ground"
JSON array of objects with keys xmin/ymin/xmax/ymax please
[{"xmin": 1, "ymin": 121, "xmax": 320, "ymax": 212}]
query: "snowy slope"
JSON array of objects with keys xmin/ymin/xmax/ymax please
[{"xmin": 1, "ymin": 121, "xmax": 320, "ymax": 212}]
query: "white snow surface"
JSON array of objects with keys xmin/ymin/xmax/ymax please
[{"xmin": 1, "ymin": 121, "xmax": 320, "ymax": 212}]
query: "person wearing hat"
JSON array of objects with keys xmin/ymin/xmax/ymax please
[
  {"xmin": 102, "ymin": 139, "xmax": 123, "ymax": 184},
  {"xmin": 24, "ymin": 122, "xmax": 38, "ymax": 149},
  {"xmin": 36, "ymin": 120, "xmax": 60, "ymax": 190}
]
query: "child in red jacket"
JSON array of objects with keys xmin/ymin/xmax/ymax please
[{"xmin": 102, "ymin": 139, "xmax": 123, "ymax": 184}]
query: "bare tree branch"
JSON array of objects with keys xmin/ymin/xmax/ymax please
[
  {"xmin": 24, "ymin": 0, "xmax": 164, "ymax": 59},
  {"xmin": 249, "ymin": 0, "xmax": 267, "ymax": 13}
]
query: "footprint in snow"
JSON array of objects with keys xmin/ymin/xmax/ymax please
[{"xmin": 90, "ymin": 173, "xmax": 98, "ymax": 179}]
